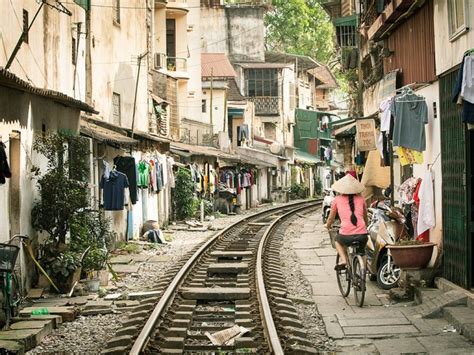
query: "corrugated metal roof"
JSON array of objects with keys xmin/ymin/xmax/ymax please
[
  {"xmin": 295, "ymin": 150, "xmax": 321, "ymax": 164},
  {"xmin": 80, "ymin": 120, "xmax": 139, "ymax": 145},
  {"xmin": 227, "ymin": 80, "xmax": 246, "ymax": 101},
  {"xmin": 171, "ymin": 142, "xmax": 237, "ymax": 160},
  {"xmin": 0, "ymin": 68, "xmax": 97, "ymax": 113},
  {"xmin": 201, "ymin": 53, "xmax": 236, "ymax": 78},
  {"xmin": 237, "ymin": 63, "xmax": 292, "ymax": 69},
  {"xmin": 308, "ymin": 66, "xmax": 338, "ymax": 89},
  {"xmin": 265, "ymin": 51, "xmax": 320, "ymax": 70}
]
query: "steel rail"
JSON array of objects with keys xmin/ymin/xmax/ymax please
[
  {"xmin": 256, "ymin": 201, "xmax": 321, "ymax": 355},
  {"xmin": 130, "ymin": 199, "xmax": 319, "ymax": 354}
]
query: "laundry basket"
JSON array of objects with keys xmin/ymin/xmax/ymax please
[{"xmin": 0, "ymin": 243, "xmax": 20, "ymax": 273}]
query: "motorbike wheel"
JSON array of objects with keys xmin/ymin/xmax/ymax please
[
  {"xmin": 336, "ymin": 255, "xmax": 351, "ymax": 297},
  {"xmin": 377, "ymin": 256, "xmax": 401, "ymax": 290}
]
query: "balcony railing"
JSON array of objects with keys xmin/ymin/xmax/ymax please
[
  {"xmin": 154, "ymin": 53, "xmax": 187, "ymax": 72},
  {"xmin": 249, "ymin": 96, "xmax": 280, "ymax": 116},
  {"xmin": 167, "ymin": 56, "xmax": 187, "ymax": 72}
]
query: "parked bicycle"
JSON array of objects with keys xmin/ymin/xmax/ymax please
[
  {"xmin": 1, "ymin": 234, "xmax": 29, "ymax": 329},
  {"xmin": 335, "ymin": 238, "xmax": 366, "ymax": 307}
]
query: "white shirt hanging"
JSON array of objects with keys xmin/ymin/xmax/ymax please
[
  {"xmin": 461, "ymin": 55, "xmax": 474, "ymax": 104},
  {"xmin": 417, "ymin": 170, "xmax": 436, "ymax": 236}
]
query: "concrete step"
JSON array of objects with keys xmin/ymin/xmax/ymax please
[
  {"xmin": 414, "ymin": 289, "xmax": 467, "ymax": 318},
  {"xmin": 443, "ymin": 306, "xmax": 474, "ymax": 342}
]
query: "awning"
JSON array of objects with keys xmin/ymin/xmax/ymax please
[
  {"xmin": 150, "ymin": 93, "xmax": 170, "ymax": 105},
  {"xmin": 132, "ymin": 130, "xmax": 171, "ymax": 144},
  {"xmin": 238, "ymin": 155, "xmax": 275, "ymax": 168},
  {"xmin": 334, "ymin": 121, "xmax": 356, "ymax": 136},
  {"xmin": 295, "ymin": 150, "xmax": 321, "ymax": 164},
  {"xmin": 170, "ymin": 142, "xmax": 237, "ymax": 160},
  {"xmin": 80, "ymin": 120, "xmax": 139, "ymax": 145}
]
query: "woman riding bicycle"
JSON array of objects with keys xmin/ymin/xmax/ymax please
[{"xmin": 325, "ymin": 174, "xmax": 368, "ymax": 270}]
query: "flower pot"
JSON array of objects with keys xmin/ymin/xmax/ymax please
[
  {"xmin": 387, "ymin": 243, "xmax": 435, "ymax": 270},
  {"xmin": 85, "ymin": 278, "xmax": 100, "ymax": 292}
]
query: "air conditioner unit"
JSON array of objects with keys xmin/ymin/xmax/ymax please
[{"xmin": 154, "ymin": 53, "xmax": 166, "ymax": 70}]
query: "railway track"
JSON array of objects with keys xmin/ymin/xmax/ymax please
[{"xmin": 103, "ymin": 200, "xmax": 321, "ymax": 354}]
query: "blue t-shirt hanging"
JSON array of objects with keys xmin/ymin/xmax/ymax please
[{"xmin": 100, "ymin": 170, "xmax": 129, "ymax": 211}]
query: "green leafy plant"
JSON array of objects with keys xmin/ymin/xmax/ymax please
[
  {"xmin": 315, "ymin": 178, "xmax": 323, "ymax": 196},
  {"xmin": 31, "ymin": 132, "xmax": 116, "ymax": 290},
  {"xmin": 289, "ymin": 183, "xmax": 308, "ymax": 200},
  {"xmin": 173, "ymin": 168, "xmax": 195, "ymax": 220}
]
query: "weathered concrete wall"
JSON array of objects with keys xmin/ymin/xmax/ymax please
[
  {"xmin": 0, "ymin": 86, "xmax": 81, "ymax": 291},
  {"xmin": 0, "ymin": 1, "xmax": 85, "ymax": 100},
  {"xmin": 434, "ymin": 0, "xmax": 474, "ymax": 75},
  {"xmin": 200, "ymin": 6, "xmax": 265, "ymax": 62},
  {"xmin": 202, "ymin": 87, "xmax": 227, "ymax": 133},
  {"xmin": 89, "ymin": 0, "xmax": 148, "ymax": 131}
]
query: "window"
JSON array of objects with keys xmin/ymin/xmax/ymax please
[
  {"xmin": 72, "ymin": 37, "xmax": 76, "ymax": 65},
  {"xmin": 22, "ymin": 9, "xmax": 28, "ymax": 43},
  {"xmin": 112, "ymin": 92, "xmax": 121, "ymax": 126},
  {"xmin": 113, "ymin": 0, "xmax": 120, "ymax": 24},
  {"xmin": 448, "ymin": 0, "xmax": 468, "ymax": 39},
  {"xmin": 245, "ymin": 69, "xmax": 278, "ymax": 97},
  {"xmin": 336, "ymin": 25, "xmax": 357, "ymax": 47},
  {"xmin": 202, "ymin": 99, "xmax": 207, "ymax": 113}
]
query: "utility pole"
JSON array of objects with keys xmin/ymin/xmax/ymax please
[
  {"xmin": 131, "ymin": 51, "xmax": 149, "ymax": 138},
  {"xmin": 210, "ymin": 68, "xmax": 214, "ymax": 134}
]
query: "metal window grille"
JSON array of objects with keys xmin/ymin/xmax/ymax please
[
  {"xmin": 113, "ymin": 0, "xmax": 120, "ymax": 24},
  {"xmin": 112, "ymin": 92, "xmax": 121, "ymax": 126},
  {"xmin": 23, "ymin": 9, "xmax": 29, "ymax": 43},
  {"xmin": 72, "ymin": 37, "xmax": 76, "ymax": 65},
  {"xmin": 336, "ymin": 25, "xmax": 357, "ymax": 47}
]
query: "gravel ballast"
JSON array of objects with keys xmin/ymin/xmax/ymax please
[{"xmin": 27, "ymin": 202, "xmax": 290, "ymax": 354}]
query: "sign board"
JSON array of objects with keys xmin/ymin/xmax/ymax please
[{"xmin": 356, "ymin": 119, "xmax": 377, "ymax": 151}]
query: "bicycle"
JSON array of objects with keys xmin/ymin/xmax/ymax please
[
  {"xmin": 0, "ymin": 234, "xmax": 29, "ymax": 329},
  {"xmin": 335, "ymin": 239, "xmax": 366, "ymax": 307}
]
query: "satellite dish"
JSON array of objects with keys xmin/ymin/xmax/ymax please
[{"xmin": 270, "ymin": 143, "xmax": 281, "ymax": 154}]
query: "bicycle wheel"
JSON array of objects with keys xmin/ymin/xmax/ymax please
[
  {"xmin": 336, "ymin": 254, "xmax": 351, "ymax": 297},
  {"xmin": 353, "ymin": 255, "xmax": 366, "ymax": 307}
]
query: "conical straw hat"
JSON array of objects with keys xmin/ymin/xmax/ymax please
[{"xmin": 331, "ymin": 174, "xmax": 365, "ymax": 194}]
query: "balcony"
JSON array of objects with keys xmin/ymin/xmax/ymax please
[
  {"xmin": 166, "ymin": 0, "xmax": 188, "ymax": 15},
  {"xmin": 249, "ymin": 96, "xmax": 280, "ymax": 116},
  {"xmin": 153, "ymin": 53, "xmax": 188, "ymax": 79}
]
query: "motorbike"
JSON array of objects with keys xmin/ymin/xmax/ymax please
[
  {"xmin": 322, "ymin": 188, "xmax": 336, "ymax": 223},
  {"xmin": 366, "ymin": 201, "xmax": 409, "ymax": 289}
]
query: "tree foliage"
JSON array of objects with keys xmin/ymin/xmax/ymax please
[
  {"xmin": 173, "ymin": 168, "xmax": 196, "ymax": 220},
  {"xmin": 265, "ymin": 0, "xmax": 335, "ymax": 63}
]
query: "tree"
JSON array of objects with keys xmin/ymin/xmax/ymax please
[{"xmin": 265, "ymin": 0, "xmax": 335, "ymax": 63}]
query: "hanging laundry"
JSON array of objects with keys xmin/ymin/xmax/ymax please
[
  {"xmin": 452, "ymin": 53, "xmax": 474, "ymax": 124},
  {"xmin": 167, "ymin": 157, "xmax": 175, "ymax": 188},
  {"xmin": 156, "ymin": 160, "xmax": 163, "ymax": 192},
  {"xmin": 397, "ymin": 146, "xmax": 424, "ymax": 166},
  {"xmin": 398, "ymin": 177, "xmax": 420, "ymax": 205},
  {"xmin": 417, "ymin": 170, "xmax": 436, "ymax": 238},
  {"xmin": 100, "ymin": 170, "xmax": 129, "ymax": 211},
  {"xmin": 137, "ymin": 160, "xmax": 150, "ymax": 188},
  {"xmin": 103, "ymin": 160, "xmax": 111, "ymax": 180},
  {"xmin": 114, "ymin": 156, "xmax": 138, "ymax": 204},
  {"xmin": 391, "ymin": 94, "xmax": 428, "ymax": 151},
  {"xmin": 0, "ymin": 141, "xmax": 11, "ymax": 185},
  {"xmin": 149, "ymin": 159, "xmax": 158, "ymax": 192},
  {"xmin": 379, "ymin": 97, "xmax": 393, "ymax": 133}
]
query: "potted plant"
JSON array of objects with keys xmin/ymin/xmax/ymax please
[
  {"xmin": 387, "ymin": 239, "xmax": 436, "ymax": 270},
  {"xmin": 82, "ymin": 247, "xmax": 107, "ymax": 292}
]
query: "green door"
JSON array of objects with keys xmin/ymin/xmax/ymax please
[{"xmin": 439, "ymin": 69, "xmax": 472, "ymax": 289}]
